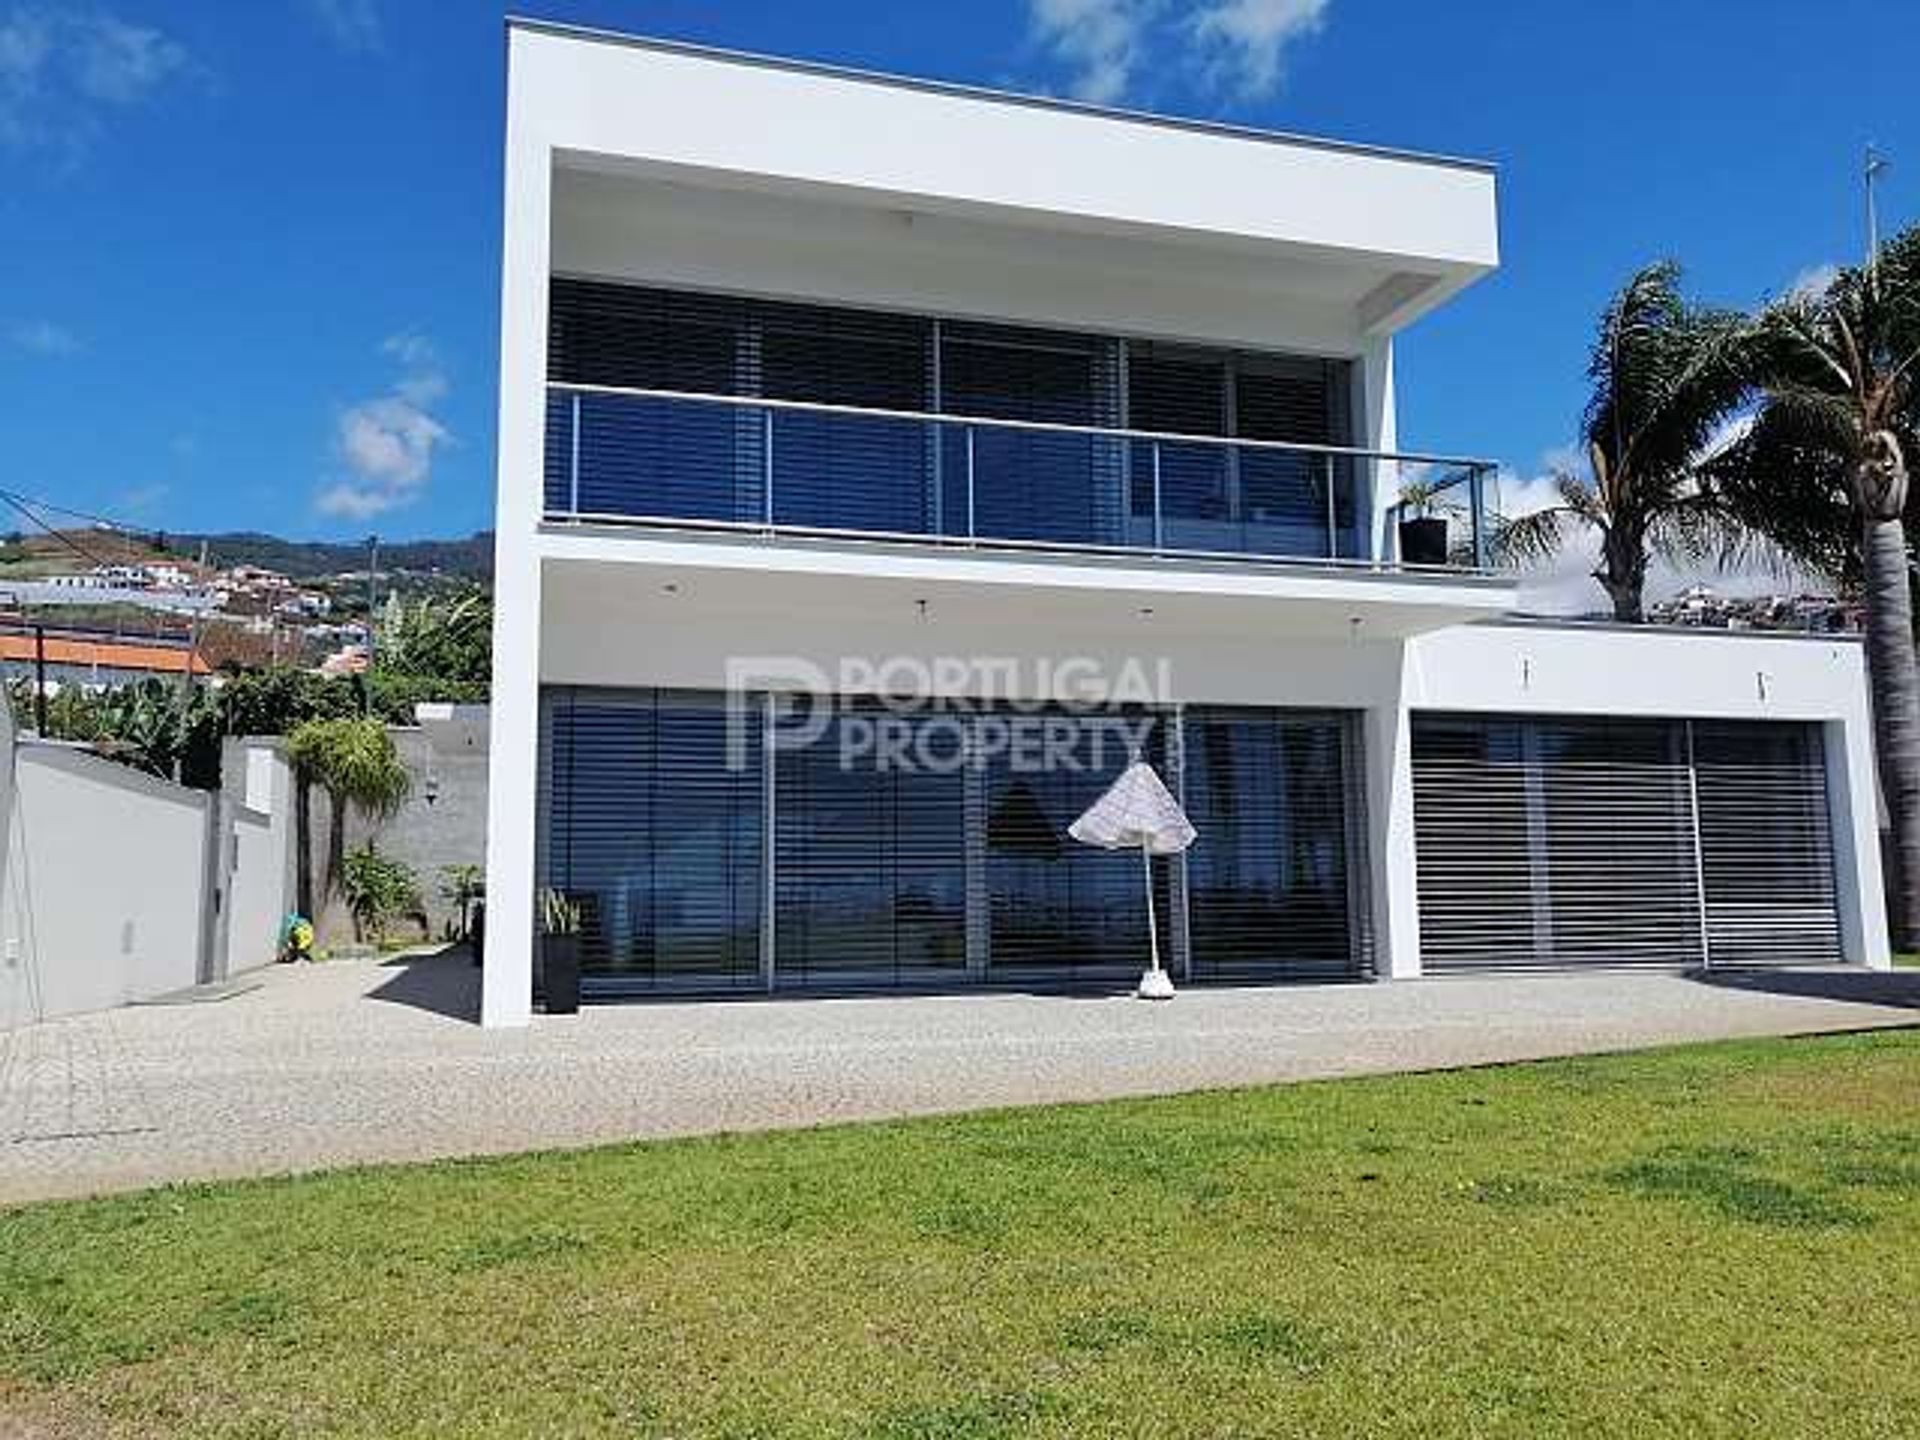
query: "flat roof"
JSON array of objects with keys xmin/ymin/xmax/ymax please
[{"xmin": 504, "ymin": 16, "xmax": 1497, "ymax": 177}]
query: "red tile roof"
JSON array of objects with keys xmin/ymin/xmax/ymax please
[{"xmin": 0, "ymin": 634, "xmax": 211, "ymax": 675}]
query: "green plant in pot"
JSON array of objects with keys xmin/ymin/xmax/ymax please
[
  {"xmin": 539, "ymin": 887, "xmax": 583, "ymax": 1015},
  {"xmin": 1397, "ymin": 478, "xmax": 1460, "ymax": 567}
]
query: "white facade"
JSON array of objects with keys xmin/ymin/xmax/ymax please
[{"xmin": 484, "ymin": 22, "xmax": 1886, "ymax": 1026}]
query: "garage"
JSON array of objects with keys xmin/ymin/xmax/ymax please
[{"xmin": 1412, "ymin": 713, "xmax": 1843, "ymax": 972}]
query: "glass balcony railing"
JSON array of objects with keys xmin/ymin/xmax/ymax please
[{"xmin": 543, "ymin": 382, "xmax": 1499, "ymax": 572}]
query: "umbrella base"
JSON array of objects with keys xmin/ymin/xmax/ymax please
[{"xmin": 1136, "ymin": 968, "xmax": 1176, "ymax": 1001}]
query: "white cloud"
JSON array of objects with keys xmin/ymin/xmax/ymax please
[
  {"xmin": 10, "ymin": 318, "xmax": 79, "ymax": 355},
  {"xmin": 1024, "ymin": 0, "xmax": 1326, "ymax": 107},
  {"xmin": 316, "ymin": 334, "xmax": 452, "ymax": 520},
  {"xmin": 1027, "ymin": 0, "xmax": 1155, "ymax": 105},
  {"xmin": 0, "ymin": 7, "xmax": 191, "ymax": 155},
  {"xmin": 307, "ymin": 0, "xmax": 382, "ymax": 54},
  {"xmin": 381, "ymin": 331, "xmax": 447, "ymax": 405},
  {"xmin": 1492, "ymin": 446, "xmax": 1808, "ymax": 617},
  {"xmin": 1785, "ymin": 261, "xmax": 1839, "ymax": 301},
  {"xmin": 1187, "ymin": 0, "xmax": 1327, "ymax": 100}
]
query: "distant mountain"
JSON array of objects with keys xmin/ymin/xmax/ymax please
[{"xmin": 164, "ymin": 532, "xmax": 495, "ymax": 580}]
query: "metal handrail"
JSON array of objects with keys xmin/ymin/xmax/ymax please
[
  {"xmin": 541, "ymin": 508, "xmax": 1512, "ymax": 581},
  {"xmin": 543, "ymin": 380, "xmax": 1502, "ymax": 574},
  {"xmin": 546, "ymin": 380, "xmax": 1498, "ymax": 471}
]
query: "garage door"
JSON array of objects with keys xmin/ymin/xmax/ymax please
[
  {"xmin": 1412, "ymin": 714, "xmax": 1841, "ymax": 972},
  {"xmin": 1692, "ymin": 721, "xmax": 1843, "ymax": 967}
]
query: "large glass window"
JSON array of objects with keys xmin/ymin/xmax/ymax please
[
  {"xmin": 539, "ymin": 688, "xmax": 1369, "ymax": 996},
  {"xmin": 540, "ymin": 689, "xmax": 765, "ymax": 993},
  {"xmin": 545, "ymin": 279, "xmax": 1356, "ymax": 557},
  {"xmin": 939, "ymin": 324, "xmax": 1120, "ymax": 545},
  {"xmin": 1180, "ymin": 708, "xmax": 1362, "ymax": 980},
  {"xmin": 773, "ymin": 697, "xmax": 969, "ymax": 986},
  {"xmin": 983, "ymin": 707, "xmax": 1172, "ymax": 979}
]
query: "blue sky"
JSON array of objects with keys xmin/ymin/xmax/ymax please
[{"xmin": 2, "ymin": 0, "xmax": 1916, "ymax": 544}]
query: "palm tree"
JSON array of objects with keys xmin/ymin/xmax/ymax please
[
  {"xmin": 286, "ymin": 716, "xmax": 412, "ymax": 918},
  {"xmin": 1711, "ymin": 226, "xmax": 1920, "ymax": 943},
  {"xmin": 1497, "ymin": 261, "xmax": 1755, "ymax": 620}
]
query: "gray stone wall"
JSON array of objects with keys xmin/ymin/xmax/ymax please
[{"xmin": 238, "ymin": 706, "xmax": 489, "ymax": 946}]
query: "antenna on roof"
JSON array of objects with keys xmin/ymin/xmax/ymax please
[{"xmin": 1866, "ymin": 143, "xmax": 1891, "ymax": 281}]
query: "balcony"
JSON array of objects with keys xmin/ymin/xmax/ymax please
[{"xmin": 541, "ymin": 383, "xmax": 1498, "ymax": 575}]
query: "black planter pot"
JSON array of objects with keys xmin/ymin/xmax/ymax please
[
  {"xmin": 542, "ymin": 934, "xmax": 581, "ymax": 1015},
  {"xmin": 1398, "ymin": 515, "xmax": 1450, "ymax": 567}
]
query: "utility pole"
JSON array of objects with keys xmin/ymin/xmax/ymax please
[
  {"xmin": 1866, "ymin": 144, "xmax": 1891, "ymax": 279},
  {"xmin": 171, "ymin": 541, "xmax": 210, "ymax": 782},
  {"xmin": 32, "ymin": 622, "xmax": 46, "ymax": 736},
  {"xmin": 365, "ymin": 533, "xmax": 379, "ymax": 716}
]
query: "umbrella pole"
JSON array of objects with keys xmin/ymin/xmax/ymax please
[{"xmin": 1142, "ymin": 843, "xmax": 1159, "ymax": 974}]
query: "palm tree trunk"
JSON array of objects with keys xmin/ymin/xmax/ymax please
[
  {"xmin": 1600, "ymin": 528, "xmax": 1647, "ymax": 622},
  {"xmin": 328, "ymin": 799, "xmax": 347, "ymax": 902},
  {"xmin": 293, "ymin": 776, "xmax": 313, "ymax": 919},
  {"xmin": 1861, "ymin": 514, "xmax": 1920, "ymax": 947}
]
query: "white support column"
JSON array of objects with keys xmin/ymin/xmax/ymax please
[
  {"xmin": 1364, "ymin": 641, "xmax": 1422, "ymax": 979},
  {"xmin": 1355, "ymin": 335, "xmax": 1397, "ymax": 563},
  {"xmin": 1826, "ymin": 715, "xmax": 1891, "ymax": 969},
  {"xmin": 481, "ymin": 41, "xmax": 552, "ymax": 1028}
]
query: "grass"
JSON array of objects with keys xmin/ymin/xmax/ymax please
[{"xmin": 4, "ymin": 1030, "xmax": 1920, "ymax": 1438}]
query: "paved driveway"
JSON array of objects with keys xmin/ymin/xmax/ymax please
[{"xmin": 3, "ymin": 951, "xmax": 1917, "ymax": 1204}]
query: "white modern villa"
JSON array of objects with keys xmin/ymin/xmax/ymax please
[{"xmin": 481, "ymin": 19, "xmax": 1889, "ymax": 1027}]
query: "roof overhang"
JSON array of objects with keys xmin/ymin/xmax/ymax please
[{"xmin": 511, "ymin": 21, "xmax": 1500, "ymax": 338}]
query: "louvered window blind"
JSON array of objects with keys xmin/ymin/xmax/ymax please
[
  {"xmin": 1693, "ymin": 721, "xmax": 1842, "ymax": 966},
  {"xmin": 982, "ymin": 707, "xmax": 1174, "ymax": 980},
  {"xmin": 1412, "ymin": 714, "xmax": 1841, "ymax": 972},
  {"xmin": 772, "ymin": 697, "xmax": 970, "ymax": 987},
  {"xmin": 540, "ymin": 690, "xmax": 1373, "ymax": 995},
  {"xmin": 1126, "ymin": 345, "xmax": 1353, "ymax": 557},
  {"xmin": 539, "ymin": 688, "xmax": 765, "ymax": 995},
  {"xmin": 1180, "ymin": 707, "xmax": 1370, "ymax": 980},
  {"xmin": 545, "ymin": 279, "xmax": 1354, "ymax": 549}
]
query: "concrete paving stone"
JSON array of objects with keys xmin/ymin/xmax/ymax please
[{"xmin": 1, "ymin": 951, "xmax": 1915, "ymax": 1204}]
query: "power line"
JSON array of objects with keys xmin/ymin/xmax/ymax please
[
  {"xmin": 0, "ymin": 491, "xmax": 122, "ymax": 573},
  {"xmin": 0, "ymin": 491, "xmax": 190, "ymax": 647},
  {"xmin": 0, "ymin": 489, "xmax": 156, "ymax": 538}
]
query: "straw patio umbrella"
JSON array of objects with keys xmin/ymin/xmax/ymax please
[{"xmin": 1069, "ymin": 759, "xmax": 1196, "ymax": 999}]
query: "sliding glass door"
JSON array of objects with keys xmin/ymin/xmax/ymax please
[{"xmin": 540, "ymin": 689, "xmax": 1370, "ymax": 995}]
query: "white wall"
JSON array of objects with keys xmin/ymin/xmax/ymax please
[
  {"xmin": 553, "ymin": 169, "xmax": 1370, "ymax": 358},
  {"xmin": 514, "ymin": 24, "xmax": 1498, "ymax": 283},
  {"xmin": 486, "ymin": 23, "xmax": 1509, "ymax": 1023},
  {"xmin": 480, "ymin": 604, "xmax": 1888, "ymax": 1022},
  {"xmin": 218, "ymin": 738, "xmax": 295, "ymax": 979},
  {"xmin": 224, "ymin": 809, "xmax": 283, "ymax": 977},
  {"xmin": 1, "ymin": 744, "xmax": 214, "ymax": 1026},
  {"xmin": 1398, "ymin": 621, "xmax": 1889, "ymax": 973}
]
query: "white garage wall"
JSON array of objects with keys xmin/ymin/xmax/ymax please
[{"xmin": 0, "ymin": 742, "xmax": 215, "ymax": 1026}]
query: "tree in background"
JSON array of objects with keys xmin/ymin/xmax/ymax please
[
  {"xmin": 1495, "ymin": 261, "xmax": 1756, "ymax": 620},
  {"xmin": 86, "ymin": 679, "xmax": 222, "ymax": 788},
  {"xmin": 375, "ymin": 588, "xmax": 492, "ymax": 691},
  {"xmin": 1712, "ymin": 225, "xmax": 1920, "ymax": 942},
  {"xmin": 285, "ymin": 717, "xmax": 412, "ymax": 918}
]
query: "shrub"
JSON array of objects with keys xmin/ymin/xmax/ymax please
[{"xmin": 340, "ymin": 846, "xmax": 423, "ymax": 943}]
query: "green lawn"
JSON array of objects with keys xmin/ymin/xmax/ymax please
[{"xmin": 5, "ymin": 1031, "xmax": 1920, "ymax": 1439}]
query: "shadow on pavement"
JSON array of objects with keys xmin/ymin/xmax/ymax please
[
  {"xmin": 1688, "ymin": 966, "xmax": 1920, "ymax": 1011},
  {"xmin": 366, "ymin": 945, "xmax": 480, "ymax": 1023}
]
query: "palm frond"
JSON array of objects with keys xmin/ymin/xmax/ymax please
[{"xmin": 1489, "ymin": 503, "xmax": 1585, "ymax": 568}]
